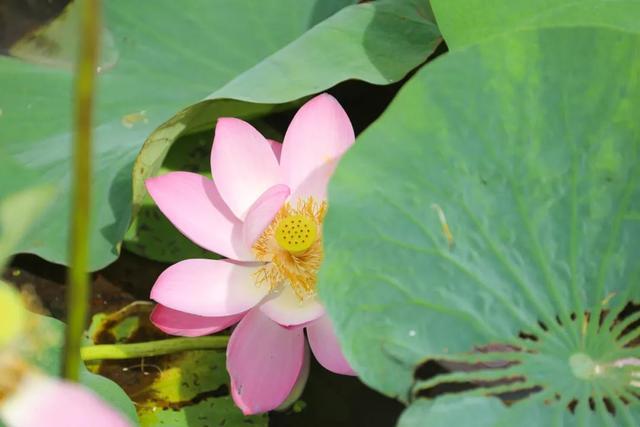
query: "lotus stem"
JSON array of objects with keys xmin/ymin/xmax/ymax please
[
  {"xmin": 81, "ymin": 337, "xmax": 230, "ymax": 361},
  {"xmin": 62, "ymin": 0, "xmax": 101, "ymax": 381}
]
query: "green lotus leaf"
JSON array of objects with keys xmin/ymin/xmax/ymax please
[
  {"xmin": 320, "ymin": 26, "xmax": 640, "ymax": 424},
  {"xmin": 0, "ymin": 0, "xmax": 355, "ymax": 270},
  {"xmin": 207, "ymin": 0, "xmax": 439, "ymax": 102},
  {"xmin": 0, "ymin": 149, "xmax": 55, "ymax": 264},
  {"xmin": 127, "ymin": 0, "xmax": 440, "ymax": 263},
  {"xmin": 397, "ymin": 397, "xmax": 553, "ymax": 427},
  {"xmin": 431, "ymin": 0, "xmax": 640, "ymax": 49}
]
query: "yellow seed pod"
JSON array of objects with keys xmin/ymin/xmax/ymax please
[
  {"xmin": 0, "ymin": 281, "xmax": 25, "ymax": 348},
  {"xmin": 275, "ymin": 215, "xmax": 318, "ymax": 254}
]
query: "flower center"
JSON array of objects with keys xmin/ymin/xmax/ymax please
[
  {"xmin": 252, "ymin": 197, "xmax": 327, "ymax": 300},
  {"xmin": 274, "ymin": 214, "xmax": 318, "ymax": 254}
]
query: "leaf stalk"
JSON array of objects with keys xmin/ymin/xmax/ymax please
[
  {"xmin": 81, "ymin": 337, "xmax": 230, "ymax": 361},
  {"xmin": 63, "ymin": 0, "xmax": 101, "ymax": 381}
]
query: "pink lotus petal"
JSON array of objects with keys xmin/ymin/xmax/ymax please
[
  {"xmin": 268, "ymin": 139, "xmax": 282, "ymax": 161},
  {"xmin": 242, "ymin": 184, "xmax": 290, "ymax": 248},
  {"xmin": 150, "ymin": 304, "xmax": 243, "ymax": 337},
  {"xmin": 306, "ymin": 314, "xmax": 356, "ymax": 375},
  {"xmin": 227, "ymin": 308, "xmax": 305, "ymax": 415},
  {"xmin": 276, "ymin": 342, "xmax": 310, "ymax": 411},
  {"xmin": 280, "ymin": 94, "xmax": 354, "ymax": 199},
  {"xmin": 259, "ymin": 286, "xmax": 325, "ymax": 327},
  {"xmin": 150, "ymin": 259, "xmax": 268, "ymax": 317},
  {"xmin": 0, "ymin": 374, "xmax": 132, "ymax": 427},
  {"xmin": 211, "ymin": 118, "xmax": 283, "ymax": 220},
  {"xmin": 289, "ymin": 160, "xmax": 337, "ymax": 202},
  {"xmin": 145, "ymin": 172, "xmax": 251, "ymax": 260}
]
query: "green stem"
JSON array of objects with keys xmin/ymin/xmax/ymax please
[
  {"xmin": 81, "ymin": 337, "xmax": 230, "ymax": 361},
  {"xmin": 62, "ymin": 0, "xmax": 101, "ymax": 381}
]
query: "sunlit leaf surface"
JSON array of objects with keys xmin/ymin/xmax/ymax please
[
  {"xmin": 431, "ymin": 0, "xmax": 640, "ymax": 49},
  {"xmin": 321, "ymin": 26, "xmax": 640, "ymax": 425}
]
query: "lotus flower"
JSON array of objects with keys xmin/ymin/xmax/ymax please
[
  {"xmin": 146, "ymin": 93, "xmax": 356, "ymax": 414},
  {"xmin": 0, "ymin": 373, "xmax": 131, "ymax": 427}
]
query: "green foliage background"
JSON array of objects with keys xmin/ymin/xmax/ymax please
[{"xmin": 1, "ymin": 0, "xmax": 639, "ymax": 425}]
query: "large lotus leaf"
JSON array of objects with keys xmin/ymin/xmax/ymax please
[
  {"xmin": 0, "ymin": 149, "xmax": 55, "ymax": 263},
  {"xmin": 397, "ymin": 397, "xmax": 554, "ymax": 427},
  {"xmin": 397, "ymin": 395, "xmax": 640, "ymax": 427},
  {"xmin": 430, "ymin": 0, "xmax": 640, "ymax": 49},
  {"xmin": 128, "ymin": 0, "xmax": 441, "ymax": 262},
  {"xmin": 207, "ymin": 0, "xmax": 439, "ymax": 102},
  {"xmin": 0, "ymin": 0, "xmax": 355, "ymax": 270},
  {"xmin": 320, "ymin": 26, "xmax": 640, "ymax": 424},
  {"xmin": 26, "ymin": 314, "xmax": 138, "ymax": 424}
]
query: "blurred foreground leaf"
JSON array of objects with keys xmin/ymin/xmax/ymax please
[{"xmin": 28, "ymin": 314, "xmax": 139, "ymax": 424}]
